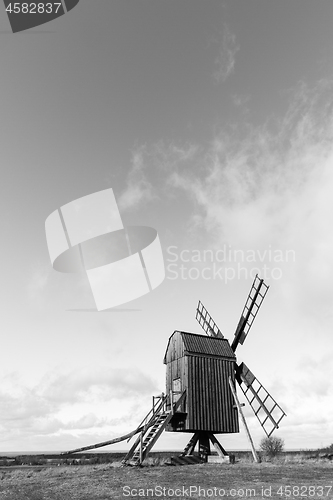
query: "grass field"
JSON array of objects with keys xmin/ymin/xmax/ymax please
[{"xmin": 0, "ymin": 458, "xmax": 332, "ymax": 500}]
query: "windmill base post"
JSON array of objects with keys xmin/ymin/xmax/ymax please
[
  {"xmin": 198, "ymin": 432, "xmax": 211, "ymax": 462},
  {"xmin": 174, "ymin": 432, "xmax": 233, "ymax": 465}
]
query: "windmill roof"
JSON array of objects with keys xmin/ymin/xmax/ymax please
[{"xmin": 163, "ymin": 330, "xmax": 236, "ymax": 363}]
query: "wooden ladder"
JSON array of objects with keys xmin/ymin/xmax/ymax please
[{"xmin": 123, "ymin": 391, "xmax": 186, "ymax": 465}]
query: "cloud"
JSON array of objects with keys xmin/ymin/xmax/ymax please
[
  {"xmin": 166, "ymin": 79, "xmax": 333, "ymax": 317},
  {"xmin": 213, "ymin": 24, "xmax": 239, "ymax": 84},
  {"xmin": 40, "ymin": 366, "xmax": 158, "ymax": 403},
  {"xmin": 232, "ymin": 94, "xmax": 250, "ymax": 108},
  {"xmin": 160, "ymin": 143, "xmax": 199, "ymax": 166},
  {"xmin": 111, "ymin": 79, "xmax": 333, "ymax": 324},
  {"xmin": 117, "ymin": 141, "xmax": 199, "ymax": 213},
  {"xmin": 0, "ymin": 367, "xmax": 159, "ymax": 447},
  {"xmin": 0, "ymin": 388, "xmax": 49, "ymax": 424},
  {"xmin": 118, "ymin": 146, "xmax": 156, "ymax": 211}
]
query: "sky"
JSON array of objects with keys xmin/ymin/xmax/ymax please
[{"xmin": 1, "ymin": 0, "xmax": 333, "ymax": 453}]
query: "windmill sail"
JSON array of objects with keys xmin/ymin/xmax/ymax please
[
  {"xmin": 196, "ymin": 301, "xmax": 224, "ymax": 338},
  {"xmin": 235, "ymin": 362, "xmax": 286, "ymax": 437},
  {"xmin": 231, "ymin": 275, "xmax": 269, "ymax": 351}
]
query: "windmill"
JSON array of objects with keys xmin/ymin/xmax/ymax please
[
  {"xmin": 121, "ymin": 274, "xmax": 286, "ymax": 465},
  {"xmin": 62, "ymin": 275, "xmax": 285, "ymax": 465}
]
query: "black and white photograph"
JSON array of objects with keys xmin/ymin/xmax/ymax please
[{"xmin": 0, "ymin": 1, "xmax": 333, "ymax": 498}]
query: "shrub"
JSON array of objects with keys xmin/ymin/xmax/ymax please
[
  {"xmin": 317, "ymin": 443, "xmax": 333, "ymax": 454},
  {"xmin": 260, "ymin": 436, "xmax": 284, "ymax": 458}
]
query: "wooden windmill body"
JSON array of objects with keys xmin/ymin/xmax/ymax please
[{"xmin": 164, "ymin": 331, "xmax": 238, "ymax": 434}]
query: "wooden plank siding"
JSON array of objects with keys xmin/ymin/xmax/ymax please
[
  {"xmin": 186, "ymin": 355, "xmax": 238, "ymax": 433},
  {"xmin": 164, "ymin": 331, "xmax": 239, "ymax": 434},
  {"xmin": 164, "ymin": 331, "xmax": 185, "ymax": 364}
]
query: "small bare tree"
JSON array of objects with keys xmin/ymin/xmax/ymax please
[{"xmin": 259, "ymin": 436, "xmax": 284, "ymax": 458}]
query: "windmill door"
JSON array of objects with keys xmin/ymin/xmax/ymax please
[{"xmin": 172, "ymin": 378, "xmax": 182, "ymax": 404}]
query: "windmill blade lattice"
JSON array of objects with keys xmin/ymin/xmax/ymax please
[
  {"xmin": 196, "ymin": 301, "xmax": 224, "ymax": 338},
  {"xmin": 236, "ymin": 362, "xmax": 286, "ymax": 437},
  {"xmin": 231, "ymin": 275, "xmax": 269, "ymax": 351}
]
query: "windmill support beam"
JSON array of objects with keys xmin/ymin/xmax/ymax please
[
  {"xmin": 181, "ymin": 433, "xmax": 199, "ymax": 456},
  {"xmin": 228, "ymin": 377, "xmax": 260, "ymax": 463},
  {"xmin": 207, "ymin": 432, "xmax": 228, "ymax": 457}
]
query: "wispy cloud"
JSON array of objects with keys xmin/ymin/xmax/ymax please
[
  {"xmin": 232, "ymin": 94, "xmax": 250, "ymax": 108},
  {"xmin": 113, "ymin": 82, "xmax": 333, "ymax": 323},
  {"xmin": 112, "ymin": 81, "xmax": 333, "ymax": 323},
  {"xmin": 166, "ymin": 79, "xmax": 333, "ymax": 317},
  {"xmin": 118, "ymin": 146, "xmax": 156, "ymax": 211},
  {"xmin": 118, "ymin": 141, "xmax": 199, "ymax": 213},
  {"xmin": 213, "ymin": 24, "xmax": 239, "ymax": 84}
]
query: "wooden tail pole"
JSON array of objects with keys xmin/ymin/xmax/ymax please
[
  {"xmin": 60, "ymin": 426, "xmax": 145, "ymax": 456},
  {"xmin": 228, "ymin": 376, "xmax": 260, "ymax": 463}
]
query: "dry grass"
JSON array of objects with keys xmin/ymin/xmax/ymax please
[{"xmin": 0, "ymin": 459, "xmax": 332, "ymax": 500}]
